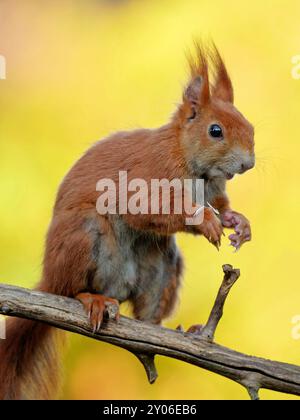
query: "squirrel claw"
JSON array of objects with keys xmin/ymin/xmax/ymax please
[
  {"xmin": 213, "ymin": 242, "xmax": 220, "ymax": 251},
  {"xmin": 76, "ymin": 292, "xmax": 120, "ymax": 332}
]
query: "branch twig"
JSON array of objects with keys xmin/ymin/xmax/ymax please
[
  {"xmin": 200, "ymin": 264, "xmax": 240, "ymax": 341},
  {"xmin": 0, "ymin": 265, "xmax": 299, "ymax": 400}
]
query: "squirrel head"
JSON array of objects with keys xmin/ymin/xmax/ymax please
[{"xmin": 175, "ymin": 42, "xmax": 255, "ymax": 181}]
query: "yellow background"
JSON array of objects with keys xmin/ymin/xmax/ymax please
[{"xmin": 1, "ymin": 0, "xmax": 300, "ymax": 400}]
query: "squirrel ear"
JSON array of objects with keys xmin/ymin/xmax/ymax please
[
  {"xmin": 183, "ymin": 74, "xmax": 210, "ymax": 111},
  {"xmin": 181, "ymin": 41, "xmax": 210, "ymax": 119},
  {"xmin": 211, "ymin": 45, "xmax": 234, "ymax": 103}
]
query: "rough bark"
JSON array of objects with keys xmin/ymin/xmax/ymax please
[{"xmin": 0, "ymin": 265, "xmax": 299, "ymax": 400}]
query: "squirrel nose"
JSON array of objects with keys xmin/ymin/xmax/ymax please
[{"xmin": 240, "ymin": 160, "xmax": 254, "ymax": 173}]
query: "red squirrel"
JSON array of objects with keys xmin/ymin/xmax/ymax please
[{"xmin": 0, "ymin": 43, "xmax": 255, "ymax": 399}]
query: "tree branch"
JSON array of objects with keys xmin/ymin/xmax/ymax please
[
  {"xmin": 200, "ymin": 264, "xmax": 240, "ymax": 341},
  {"xmin": 0, "ymin": 265, "xmax": 300, "ymax": 400}
]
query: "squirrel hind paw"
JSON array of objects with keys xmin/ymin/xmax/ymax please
[{"xmin": 75, "ymin": 292, "xmax": 120, "ymax": 332}]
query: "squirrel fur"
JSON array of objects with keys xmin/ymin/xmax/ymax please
[{"xmin": 0, "ymin": 42, "xmax": 255, "ymax": 399}]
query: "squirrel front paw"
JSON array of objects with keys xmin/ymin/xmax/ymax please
[
  {"xmin": 221, "ymin": 210, "xmax": 251, "ymax": 251},
  {"xmin": 197, "ymin": 207, "xmax": 223, "ymax": 250},
  {"xmin": 76, "ymin": 292, "xmax": 120, "ymax": 332}
]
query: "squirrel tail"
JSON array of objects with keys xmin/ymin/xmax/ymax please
[{"xmin": 0, "ymin": 316, "xmax": 64, "ymax": 400}]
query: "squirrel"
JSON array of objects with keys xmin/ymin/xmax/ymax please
[{"xmin": 0, "ymin": 42, "xmax": 255, "ymax": 399}]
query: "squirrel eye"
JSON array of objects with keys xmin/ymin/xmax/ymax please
[{"xmin": 209, "ymin": 124, "xmax": 223, "ymax": 139}]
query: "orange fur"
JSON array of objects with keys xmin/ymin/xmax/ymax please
[{"xmin": 0, "ymin": 42, "xmax": 254, "ymax": 399}]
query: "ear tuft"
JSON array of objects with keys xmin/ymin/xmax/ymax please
[
  {"xmin": 209, "ymin": 43, "xmax": 234, "ymax": 103},
  {"xmin": 184, "ymin": 41, "xmax": 210, "ymax": 108},
  {"xmin": 180, "ymin": 40, "xmax": 233, "ymax": 122}
]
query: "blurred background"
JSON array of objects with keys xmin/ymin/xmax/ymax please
[{"xmin": 1, "ymin": 0, "xmax": 300, "ymax": 400}]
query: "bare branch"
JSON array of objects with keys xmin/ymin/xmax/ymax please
[
  {"xmin": 200, "ymin": 264, "xmax": 240, "ymax": 341},
  {"xmin": 247, "ymin": 386, "xmax": 260, "ymax": 401},
  {"xmin": 134, "ymin": 353, "xmax": 158, "ymax": 384},
  {"xmin": 0, "ymin": 266, "xmax": 300, "ymax": 400}
]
